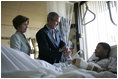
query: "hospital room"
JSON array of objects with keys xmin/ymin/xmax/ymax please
[{"xmin": 1, "ymin": 1, "xmax": 117, "ymax": 78}]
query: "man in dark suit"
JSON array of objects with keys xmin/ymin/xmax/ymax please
[{"xmin": 36, "ymin": 12, "xmax": 71, "ymax": 64}]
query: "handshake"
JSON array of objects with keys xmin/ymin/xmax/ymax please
[{"xmin": 62, "ymin": 46, "xmax": 72, "ymax": 57}]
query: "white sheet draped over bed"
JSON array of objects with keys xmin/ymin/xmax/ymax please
[{"xmin": 1, "ymin": 45, "xmax": 117, "ymax": 78}]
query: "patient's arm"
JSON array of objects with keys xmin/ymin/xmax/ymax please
[{"xmin": 72, "ymin": 58, "xmax": 104, "ymax": 72}]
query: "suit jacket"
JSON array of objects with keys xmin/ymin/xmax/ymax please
[
  {"xmin": 36, "ymin": 25, "xmax": 66, "ymax": 64},
  {"xmin": 10, "ymin": 31, "xmax": 31, "ymax": 55}
]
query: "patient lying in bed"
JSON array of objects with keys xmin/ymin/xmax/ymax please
[{"xmin": 70, "ymin": 42, "xmax": 117, "ymax": 73}]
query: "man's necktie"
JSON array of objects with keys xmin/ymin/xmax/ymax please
[{"xmin": 52, "ymin": 29, "xmax": 56, "ymax": 41}]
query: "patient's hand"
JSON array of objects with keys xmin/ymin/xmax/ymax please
[
  {"xmin": 72, "ymin": 58, "xmax": 103, "ymax": 72},
  {"xmin": 72, "ymin": 58, "xmax": 88, "ymax": 69}
]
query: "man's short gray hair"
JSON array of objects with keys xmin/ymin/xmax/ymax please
[{"xmin": 47, "ymin": 12, "xmax": 59, "ymax": 22}]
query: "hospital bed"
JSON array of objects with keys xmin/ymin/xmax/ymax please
[{"xmin": 1, "ymin": 44, "xmax": 117, "ymax": 78}]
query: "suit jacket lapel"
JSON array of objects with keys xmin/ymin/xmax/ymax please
[{"xmin": 44, "ymin": 26, "xmax": 58, "ymax": 48}]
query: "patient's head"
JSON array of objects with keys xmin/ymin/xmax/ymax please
[{"xmin": 95, "ymin": 42, "xmax": 111, "ymax": 59}]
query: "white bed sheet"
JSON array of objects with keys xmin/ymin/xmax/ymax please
[{"xmin": 1, "ymin": 44, "xmax": 117, "ymax": 78}]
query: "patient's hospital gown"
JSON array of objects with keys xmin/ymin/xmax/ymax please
[{"xmin": 88, "ymin": 53, "xmax": 117, "ymax": 73}]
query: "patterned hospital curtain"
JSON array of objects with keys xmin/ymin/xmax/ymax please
[{"xmin": 58, "ymin": 17, "xmax": 71, "ymax": 47}]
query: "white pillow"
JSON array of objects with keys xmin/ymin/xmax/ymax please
[{"xmin": 109, "ymin": 45, "xmax": 117, "ymax": 58}]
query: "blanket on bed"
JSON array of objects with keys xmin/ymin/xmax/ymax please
[{"xmin": 1, "ymin": 45, "xmax": 117, "ymax": 78}]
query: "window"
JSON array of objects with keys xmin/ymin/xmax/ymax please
[{"xmin": 81, "ymin": 1, "xmax": 117, "ymax": 60}]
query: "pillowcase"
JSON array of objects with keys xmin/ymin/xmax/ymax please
[{"xmin": 109, "ymin": 45, "xmax": 117, "ymax": 58}]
